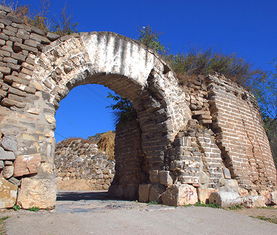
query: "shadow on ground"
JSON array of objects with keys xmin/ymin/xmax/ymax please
[{"xmin": 57, "ymin": 191, "xmax": 120, "ymax": 201}]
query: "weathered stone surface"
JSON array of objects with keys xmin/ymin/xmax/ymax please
[
  {"xmin": 219, "ymin": 179, "xmax": 239, "ymax": 193},
  {"xmin": 17, "ymin": 178, "xmax": 56, "ymax": 209},
  {"xmin": 197, "ymin": 188, "xmax": 216, "ymax": 204},
  {"xmin": 223, "ymin": 167, "xmax": 231, "ymax": 179},
  {"xmin": 149, "ymin": 184, "xmax": 165, "ymax": 203},
  {"xmin": 1, "ymin": 135, "xmax": 17, "ymax": 152},
  {"xmin": 0, "ymin": 176, "xmax": 17, "ymax": 208},
  {"xmin": 2, "ymin": 165, "xmax": 14, "ymax": 178},
  {"xmin": 14, "ymin": 154, "xmax": 41, "ymax": 177},
  {"xmin": 209, "ymin": 191, "xmax": 242, "ymax": 208},
  {"xmin": 139, "ymin": 184, "xmax": 151, "ymax": 202},
  {"xmin": 161, "ymin": 184, "xmax": 198, "ymax": 206},
  {"xmin": 55, "ymin": 137, "xmax": 115, "ymax": 191},
  {"xmin": 0, "ymin": 160, "xmax": 4, "ymax": 169},
  {"xmin": 242, "ymin": 196, "xmax": 266, "ymax": 208},
  {"xmin": 159, "ymin": 170, "xmax": 173, "ymax": 186},
  {"xmin": 149, "ymin": 170, "xmax": 159, "ymax": 183},
  {"xmin": 8, "ymin": 177, "xmax": 20, "ymax": 186},
  {"xmin": 0, "ymin": 146, "xmax": 15, "ymax": 160},
  {"xmin": 271, "ymin": 191, "xmax": 277, "ymax": 205},
  {"xmin": 259, "ymin": 190, "xmax": 272, "ymax": 205}
]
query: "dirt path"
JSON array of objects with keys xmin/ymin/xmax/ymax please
[{"xmin": 2, "ymin": 191, "xmax": 277, "ymax": 235}]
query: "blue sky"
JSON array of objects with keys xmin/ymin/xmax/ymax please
[{"xmin": 20, "ymin": 0, "xmax": 277, "ymax": 142}]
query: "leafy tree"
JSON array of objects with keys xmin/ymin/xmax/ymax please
[
  {"xmin": 106, "ymin": 93, "xmax": 137, "ymax": 125},
  {"xmin": 138, "ymin": 25, "xmax": 166, "ymax": 54}
]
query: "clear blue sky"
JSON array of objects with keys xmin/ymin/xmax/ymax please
[{"xmin": 20, "ymin": 0, "xmax": 277, "ymax": 142}]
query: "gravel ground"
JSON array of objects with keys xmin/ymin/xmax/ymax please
[{"xmin": 2, "ymin": 191, "xmax": 277, "ymax": 235}]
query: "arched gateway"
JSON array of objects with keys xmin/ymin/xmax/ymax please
[
  {"xmin": 0, "ymin": 6, "xmax": 276, "ymax": 209},
  {"xmin": 0, "ymin": 30, "xmax": 190, "ymax": 208}
]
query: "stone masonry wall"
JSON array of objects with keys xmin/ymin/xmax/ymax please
[
  {"xmin": 137, "ymin": 74, "xmax": 276, "ymax": 207},
  {"xmin": 109, "ymin": 119, "xmax": 147, "ymax": 200},
  {"xmin": 0, "ymin": 5, "xmax": 60, "ymax": 209},
  {"xmin": 207, "ymin": 75, "xmax": 276, "ymax": 191},
  {"xmin": 0, "ymin": 4, "xmax": 276, "ymax": 209},
  {"xmin": 55, "ymin": 138, "xmax": 115, "ymax": 191}
]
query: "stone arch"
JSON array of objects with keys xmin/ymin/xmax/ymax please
[{"xmin": 7, "ymin": 32, "xmax": 190, "ymax": 208}]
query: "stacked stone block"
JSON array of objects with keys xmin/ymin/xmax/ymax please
[{"xmin": 55, "ymin": 138, "xmax": 115, "ymax": 191}]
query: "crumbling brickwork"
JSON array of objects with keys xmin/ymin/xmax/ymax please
[{"xmin": 0, "ymin": 5, "xmax": 276, "ymax": 209}]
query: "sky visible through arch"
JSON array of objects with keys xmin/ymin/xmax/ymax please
[{"xmin": 20, "ymin": 0, "xmax": 277, "ymax": 142}]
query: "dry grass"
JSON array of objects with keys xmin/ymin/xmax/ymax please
[{"xmin": 96, "ymin": 131, "xmax": 115, "ymax": 160}]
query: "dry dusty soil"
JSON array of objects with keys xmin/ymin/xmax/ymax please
[{"xmin": 1, "ymin": 191, "xmax": 277, "ymax": 235}]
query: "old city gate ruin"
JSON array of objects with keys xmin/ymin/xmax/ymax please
[{"xmin": 0, "ymin": 6, "xmax": 276, "ymax": 209}]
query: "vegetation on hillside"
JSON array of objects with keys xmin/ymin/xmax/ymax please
[{"xmin": 0, "ymin": 0, "xmax": 78, "ymax": 35}]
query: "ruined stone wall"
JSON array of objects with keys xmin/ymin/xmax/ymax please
[
  {"xmin": 0, "ymin": 4, "xmax": 276, "ymax": 209},
  {"xmin": 137, "ymin": 74, "xmax": 276, "ymax": 206},
  {"xmin": 0, "ymin": 5, "xmax": 60, "ymax": 209},
  {"xmin": 207, "ymin": 75, "xmax": 276, "ymax": 191},
  {"xmin": 55, "ymin": 138, "xmax": 115, "ymax": 191}
]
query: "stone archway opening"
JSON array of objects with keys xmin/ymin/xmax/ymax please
[
  {"xmin": 54, "ymin": 84, "xmax": 117, "ymax": 195},
  {"xmin": 16, "ymin": 32, "xmax": 190, "ymax": 208},
  {"xmin": 53, "ymin": 82, "xmax": 147, "ymax": 201},
  {"xmin": 0, "ymin": 29, "xmax": 190, "ymax": 209}
]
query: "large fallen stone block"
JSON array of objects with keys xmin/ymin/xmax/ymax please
[
  {"xmin": 161, "ymin": 184, "xmax": 198, "ymax": 206},
  {"xmin": 0, "ymin": 176, "xmax": 17, "ymax": 208},
  {"xmin": 242, "ymin": 196, "xmax": 266, "ymax": 208},
  {"xmin": 209, "ymin": 191, "xmax": 242, "ymax": 207},
  {"xmin": 17, "ymin": 178, "xmax": 56, "ymax": 209}
]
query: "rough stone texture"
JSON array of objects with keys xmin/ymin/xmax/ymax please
[
  {"xmin": 109, "ymin": 119, "xmax": 147, "ymax": 200},
  {"xmin": 159, "ymin": 170, "xmax": 173, "ymax": 186},
  {"xmin": 209, "ymin": 191, "xmax": 243, "ymax": 208},
  {"xmin": 138, "ymin": 184, "xmax": 151, "ymax": 202},
  {"xmin": 242, "ymin": 195, "xmax": 266, "ymax": 208},
  {"xmin": 149, "ymin": 184, "xmax": 165, "ymax": 203},
  {"xmin": 0, "ymin": 5, "xmax": 275, "ymax": 208},
  {"xmin": 161, "ymin": 183, "xmax": 198, "ymax": 206},
  {"xmin": 271, "ymin": 191, "xmax": 277, "ymax": 205},
  {"xmin": 55, "ymin": 137, "xmax": 115, "ymax": 191},
  {"xmin": 13, "ymin": 154, "xmax": 41, "ymax": 177},
  {"xmin": 0, "ymin": 176, "xmax": 17, "ymax": 208},
  {"xmin": 17, "ymin": 178, "xmax": 56, "ymax": 209}
]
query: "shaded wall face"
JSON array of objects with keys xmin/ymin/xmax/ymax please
[{"xmin": 109, "ymin": 119, "xmax": 146, "ymax": 200}]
